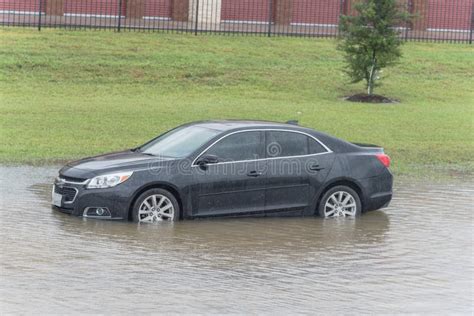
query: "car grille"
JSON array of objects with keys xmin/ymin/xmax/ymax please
[
  {"xmin": 59, "ymin": 175, "xmax": 87, "ymax": 183},
  {"xmin": 54, "ymin": 185, "xmax": 77, "ymax": 203}
]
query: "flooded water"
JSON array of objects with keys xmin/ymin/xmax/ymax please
[{"xmin": 0, "ymin": 166, "xmax": 473, "ymax": 314}]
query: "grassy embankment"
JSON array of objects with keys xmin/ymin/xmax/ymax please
[{"xmin": 1, "ymin": 28, "xmax": 473, "ymax": 177}]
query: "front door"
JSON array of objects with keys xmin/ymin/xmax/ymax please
[{"xmin": 192, "ymin": 131, "xmax": 267, "ymax": 216}]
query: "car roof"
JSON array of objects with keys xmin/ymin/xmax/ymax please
[
  {"xmin": 187, "ymin": 120, "xmax": 357, "ymax": 153},
  {"xmin": 189, "ymin": 120, "xmax": 306, "ymax": 132},
  {"xmin": 179, "ymin": 120, "xmax": 355, "ymax": 153}
]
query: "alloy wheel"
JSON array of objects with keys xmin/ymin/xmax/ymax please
[
  {"xmin": 138, "ymin": 194, "xmax": 175, "ymax": 222},
  {"xmin": 323, "ymin": 191, "xmax": 357, "ymax": 217}
]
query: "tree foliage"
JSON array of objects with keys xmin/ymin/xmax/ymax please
[{"xmin": 338, "ymin": 0, "xmax": 412, "ymax": 95}]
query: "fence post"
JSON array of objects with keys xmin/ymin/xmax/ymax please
[
  {"xmin": 38, "ymin": 0, "xmax": 43, "ymax": 31},
  {"xmin": 405, "ymin": 0, "xmax": 412, "ymax": 41},
  {"xmin": 194, "ymin": 0, "xmax": 200, "ymax": 35},
  {"xmin": 470, "ymin": 2, "xmax": 474, "ymax": 44},
  {"xmin": 338, "ymin": 0, "xmax": 345, "ymax": 37},
  {"xmin": 117, "ymin": 0, "xmax": 123, "ymax": 32},
  {"xmin": 267, "ymin": 0, "xmax": 273, "ymax": 37}
]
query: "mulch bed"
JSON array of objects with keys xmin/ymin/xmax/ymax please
[{"xmin": 344, "ymin": 93, "xmax": 398, "ymax": 104}]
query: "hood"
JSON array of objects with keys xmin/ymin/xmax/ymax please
[{"xmin": 59, "ymin": 150, "xmax": 177, "ymax": 179}]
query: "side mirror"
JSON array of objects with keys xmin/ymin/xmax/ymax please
[{"xmin": 196, "ymin": 154, "xmax": 219, "ymax": 167}]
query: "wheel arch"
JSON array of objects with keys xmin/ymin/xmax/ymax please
[
  {"xmin": 128, "ymin": 182, "xmax": 184, "ymax": 221},
  {"xmin": 313, "ymin": 178, "xmax": 365, "ymax": 215}
]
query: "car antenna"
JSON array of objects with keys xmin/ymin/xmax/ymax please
[{"xmin": 286, "ymin": 120, "xmax": 299, "ymax": 125}]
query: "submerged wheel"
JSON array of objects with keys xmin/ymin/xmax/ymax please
[
  {"xmin": 318, "ymin": 185, "xmax": 362, "ymax": 218},
  {"xmin": 132, "ymin": 188, "xmax": 180, "ymax": 222}
]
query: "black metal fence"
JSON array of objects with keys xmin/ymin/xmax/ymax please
[{"xmin": 1, "ymin": 0, "xmax": 473, "ymax": 43}]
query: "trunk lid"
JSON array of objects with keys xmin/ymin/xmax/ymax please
[{"xmin": 351, "ymin": 142, "xmax": 385, "ymax": 153}]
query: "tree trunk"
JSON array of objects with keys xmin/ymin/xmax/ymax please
[
  {"xmin": 367, "ymin": 51, "xmax": 377, "ymax": 96},
  {"xmin": 367, "ymin": 80, "xmax": 374, "ymax": 95}
]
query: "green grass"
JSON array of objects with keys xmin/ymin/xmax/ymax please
[{"xmin": 1, "ymin": 28, "xmax": 473, "ymax": 177}]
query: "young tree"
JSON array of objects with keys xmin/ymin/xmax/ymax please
[{"xmin": 338, "ymin": 0, "xmax": 411, "ymax": 96}]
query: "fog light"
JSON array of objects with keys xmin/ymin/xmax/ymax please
[{"xmin": 83, "ymin": 207, "xmax": 111, "ymax": 218}]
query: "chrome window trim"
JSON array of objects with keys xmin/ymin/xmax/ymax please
[{"xmin": 192, "ymin": 128, "xmax": 333, "ymax": 167}]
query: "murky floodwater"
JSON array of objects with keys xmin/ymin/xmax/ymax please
[{"xmin": 0, "ymin": 166, "xmax": 473, "ymax": 314}]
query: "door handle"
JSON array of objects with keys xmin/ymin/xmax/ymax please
[
  {"xmin": 247, "ymin": 171, "xmax": 263, "ymax": 177},
  {"xmin": 309, "ymin": 164, "xmax": 325, "ymax": 171}
]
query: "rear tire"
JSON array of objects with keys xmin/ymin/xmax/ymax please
[
  {"xmin": 132, "ymin": 188, "xmax": 180, "ymax": 222},
  {"xmin": 318, "ymin": 185, "xmax": 362, "ymax": 218}
]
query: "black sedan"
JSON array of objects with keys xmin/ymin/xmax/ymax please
[{"xmin": 52, "ymin": 120, "xmax": 393, "ymax": 222}]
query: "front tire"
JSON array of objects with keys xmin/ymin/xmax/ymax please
[
  {"xmin": 132, "ymin": 188, "xmax": 180, "ymax": 222},
  {"xmin": 318, "ymin": 185, "xmax": 362, "ymax": 218}
]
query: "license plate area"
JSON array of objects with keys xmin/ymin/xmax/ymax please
[{"xmin": 52, "ymin": 186, "xmax": 63, "ymax": 207}]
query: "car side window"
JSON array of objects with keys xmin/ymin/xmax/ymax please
[
  {"xmin": 309, "ymin": 138, "xmax": 327, "ymax": 154},
  {"xmin": 204, "ymin": 131, "xmax": 264, "ymax": 162},
  {"xmin": 266, "ymin": 131, "xmax": 308, "ymax": 157}
]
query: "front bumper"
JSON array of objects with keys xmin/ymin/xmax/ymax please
[{"xmin": 51, "ymin": 181, "xmax": 132, "ymax": 220}]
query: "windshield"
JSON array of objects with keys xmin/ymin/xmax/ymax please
[{"xmin": 138, "ymin": 125, "xmax": 221, "ymax": 158}]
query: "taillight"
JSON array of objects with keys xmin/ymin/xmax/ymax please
[{"xmin": 376, "ymin": 153, "xmax": 391, "ymax": 168}]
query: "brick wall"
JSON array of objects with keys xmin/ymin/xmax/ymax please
[
  {"xmin": 0, "ymin": 0, "xmax": 45, "ymax": 12},
  {"xmin": 1, "ymin": 0, "xmax": 473, "ymax": 31},
  {"xmin": 221, "ymin": 0, "xmax": 270, "ymax": 22},
  {"xmin": 291, "ymin": 0, "xmax": 341, "ymax": 25},
  {"xmin": 144, "ymin": 0, "xmax": 171, "ymax": 18},
  {"xmin": 427, "ymin": 0, "xmax": 473, "ymax": 30},
  {"xmin": 64, "ymin": 0, "xmax": 124, "ymax": 16}
]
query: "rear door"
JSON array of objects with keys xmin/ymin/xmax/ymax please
[
  {"xmin": 192, "ymin": 131, "xmax": 267, "ymax": 216},
  {"xmin": 264, "ymin": 130, "xmax": 334, "ymax": 212}
]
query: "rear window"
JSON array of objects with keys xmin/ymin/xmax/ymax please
[
  {"xmin": 266, "ymin": 131, "xmax": 327, "ymax": 157},
  {"xmin": 309, "ymin": 138, "xmax": 326, "ymax": 154},
  {"xmin": 266, "ymin": 131, "xmax": 308, "ymax": 157}
]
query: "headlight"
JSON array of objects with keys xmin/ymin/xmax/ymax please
[{"xmin": 86, "ymin": 171, "xmax": 133, "ymax": 189}]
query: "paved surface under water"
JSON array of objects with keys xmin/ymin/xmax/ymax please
[{"xmin": 0, "ymin": 166, "xmax": 473, "ymax": 314}]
